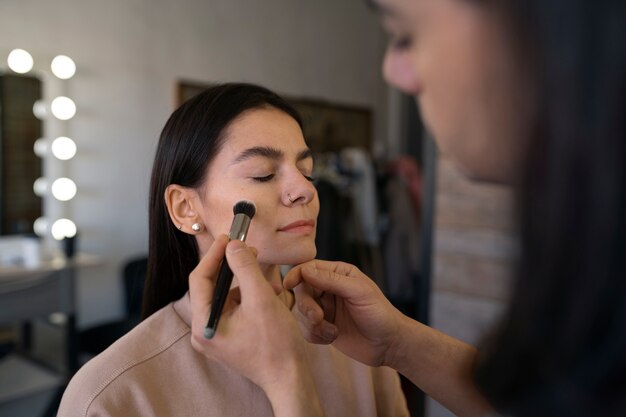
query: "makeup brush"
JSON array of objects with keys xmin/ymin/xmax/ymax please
[{"xmin": 204, "ymin": 200, "xmax": 256, "ymax": 339}]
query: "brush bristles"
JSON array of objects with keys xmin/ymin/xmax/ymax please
[{"xmin": 233, "ymin": 200, "xmax": 256, "ymax": 218}]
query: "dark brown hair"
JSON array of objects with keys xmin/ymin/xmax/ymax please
[
  {"xmin": 142, "ymin": 83, "xmax": 302, "ymax": 319},
  {"xmin": 474, "ymin": 1, "xmax": 626, "ymax": 416}
]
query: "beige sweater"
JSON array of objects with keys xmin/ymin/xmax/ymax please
[{"xmin": 58, "ymin": 293, "xmax": 409, "ymax": 417}]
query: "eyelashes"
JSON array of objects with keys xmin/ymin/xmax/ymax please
[
  {"xmin": 387, "ymin": 30, "xmax": 415, "ymax": 51},
  {"xmin": 389, "ymin": 34, "xmax": 413, "ymax": 51},
  {"xmin": 252, "ymin": 174, "xmax": 275, "ymax": 182},
  {"xmin": 251, "ymin": 173, "xmax": 316, "ymax": 183}
]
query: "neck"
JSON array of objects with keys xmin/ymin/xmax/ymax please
[
  {"xmin": 233, "ymin": 262, "xmax": 294, "ymax": 310},
  {"xmin": 260, "ymin": 262, "xmax": 281, "ymax": 281}
]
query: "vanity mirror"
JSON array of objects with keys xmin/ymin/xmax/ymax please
[
  {"xmin": 0, "ymin": 72, "xmax": 43, "ymax": 235},
  {"xmin": 1, "ymin": 48, "xmax": 78, "ymax": 246}
]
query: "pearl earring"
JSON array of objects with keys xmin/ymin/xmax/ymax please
[{"xmin": 191, "ymin": 223, "xmax": 203, "ymax": 232}]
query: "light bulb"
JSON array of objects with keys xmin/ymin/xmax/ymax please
[
  {"xmin": 33, "ymin": 138, "xmax": 49, "ymax": 157},
  {"xmin": 7, "ymin": 49, "xmax": 33, "ymax": 74},
  {"xmin": 51, "ymin": 218, "xmax": 77, "ymax": 240},
  {"xmin": 51, "ymin": 96, "xmax": 76, "ymax": 120},
  {"xmin": 33, "ymin": 177, "xmax": 48, "ymax": 197},
  {"xmin": 33, "ymin": 217, "xmax": 49, "ymax": 237},
  {"xmin": 50, "ymin": 55, "xmax": 76, "ymax": 79},
  {"xmin": 33, "ymin": 100, "xmax": 47, "ymax": 120},
  {"xmin": 51, "ymin": 177, "xmax": 77, "ymax": 201},
  {"xmin": 51, "ymin": 136, "xmax": 77, "ymax": 160}
]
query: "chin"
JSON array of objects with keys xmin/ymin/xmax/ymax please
[{"xmin": 446, "ymin": 149, "xmax": 516, "ymax": 185}]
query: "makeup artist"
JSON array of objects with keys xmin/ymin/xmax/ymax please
[{"xmin": 190, "ymin": 0, "xmax": 626, "ymax": 416}]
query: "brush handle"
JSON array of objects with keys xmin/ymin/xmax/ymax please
[
  {"xmin": 204, "ymin": 259, "xmax": 234, "ymax": 339},
  {"xmin": 204, "ymin": 211, "xmax": 252, "ymax": 339}
]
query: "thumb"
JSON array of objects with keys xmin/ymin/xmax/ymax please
[{"xmin": 225, "ymin": 240, "xmax": 276, "ymax": 307}]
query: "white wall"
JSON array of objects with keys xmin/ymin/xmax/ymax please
[{"xmin": 0, "ymin": 0, "xmax": 389, "ymax": 326}]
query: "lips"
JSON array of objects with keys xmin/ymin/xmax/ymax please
[{"xmin": 278, "ymin": 219, "xmax": 315, "ymax": 232}]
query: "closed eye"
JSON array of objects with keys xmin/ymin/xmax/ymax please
[
  {"xmin": 252, "ymin": 174, "xmax": 275, "ymax": 182},
  {"xmin": 390, "ymin": 34, "xmax": 412, "ymax": 50}
]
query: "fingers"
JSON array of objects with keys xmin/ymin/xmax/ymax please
[
  {"xmin": 283, "ymin": 260, "xmax": 314, "ymax": 289},
  {"xmin": 293, "ymin": 285, "xmax": 325, "ymax": 325},
  {"xmin": 189, "ymin": 234, "xmax": 230, "ymax": 348},
  {"xmin": 189, "ymin": 234, "xmax": 230, "ymax": 319},
  {"xmin": 285, "ymin": 260, "xmax": 367, "ymax": 300},
  {"xmin": 225, "ymin": 240, "xmax": 276, "ymax": 308},
  {"xmin": 292, "ymin": 291, "xmax": 338, "ymax": 344},
  {"xmin": 283, "ymin": 259, "xmax": 360, "ymax": 290},
  {"xmin": 294, "ymin": 307, "xmax": 339, "ymax": 345},
  {"xmin": 291, "ymin": 279, "xmax": 339, "ymax": 344}
]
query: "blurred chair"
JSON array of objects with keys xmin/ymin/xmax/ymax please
[{"xmin": 78, "ymin": 256, "xmax": 147, "ymax": 356}]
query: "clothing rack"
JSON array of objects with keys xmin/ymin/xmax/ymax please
[{"xmin": 313, "ymin": 148, "xmax": 423, "ymax": 313}]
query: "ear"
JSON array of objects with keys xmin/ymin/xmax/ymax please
[{"xmin": 164, "ymin": 184, "xmax": 203, "ymax": 234}]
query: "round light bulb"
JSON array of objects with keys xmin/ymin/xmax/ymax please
[
  {"xmin": 50, "ymin": 55, "xmax": 76, "ymax": 80},
  {"xmin": 51, "ymin": 218, "xmax": 77, "ymax": 240},
  {"xmin": 33, "ymin": 138, "xmax": 49, "ymax": 157},
  {"xmin": 33, "ymin": 100, "xmax": 48, "ymax": 120},
  {"xmin": 51, "ymin": 136, "xmax": 77, "ymax": 160},
  {"xmin": 33, "ymin": 177, "xmax": 49, "ymax": 197},
  {"xmin": 51, "ymin": 177, "xmax": 77, "ymax": 201},
  {"xmin": 51, "ymin": 96, "xmax": 76, "ymax": 120},
  {"xmin": 7, "ymin": 49, "xmax": 34, "ymax": 74},
  {"xmin": 33, "ymin": 217, "xmax": 49, "ymax": 237}
]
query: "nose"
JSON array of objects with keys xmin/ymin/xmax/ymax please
[
  {"xmin": 383, "ymin": 48, "xmax": 422, "ymax": 95},
  {"xmin": 282, "ymin": 172, "xmax": 316, "ymax": 206}
]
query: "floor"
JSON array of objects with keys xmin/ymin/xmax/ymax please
[
  {"xmin": 0, "ymin": 320, "xmax": 70, "ymax": 417},
  {"xmin": 0, "ymin": 388, "xmax": 59, "ymax": 417}
]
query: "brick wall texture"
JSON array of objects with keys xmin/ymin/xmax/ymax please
[{"xmin": 426, "ymin": 157, "xmax": 517, "ymax": 417}]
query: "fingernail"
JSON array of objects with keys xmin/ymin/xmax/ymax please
[{"xmin": 307, "ymin": 309, "xmax": 316, "ymax": 321}]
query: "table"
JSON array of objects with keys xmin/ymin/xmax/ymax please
[{"xmin": 0, "ymin": 254, "xmax": 100, "ymax": 413}]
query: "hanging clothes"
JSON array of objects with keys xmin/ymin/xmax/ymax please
[
  {"xmin": 313, "ymin": 150, "xmax": 385, "ymax": 289},
  {"xmin": 339, "ymin": 148, "xmax": 380, "ymax": 246}
]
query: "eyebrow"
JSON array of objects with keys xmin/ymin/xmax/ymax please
[{"xmin": 232, "ymin": 146, "xmax": 313, "ymax": 164}]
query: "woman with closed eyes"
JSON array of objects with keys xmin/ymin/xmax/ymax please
[{"xmin": 57, "ymin": 83, "xmax": 409, "ymax": 417}]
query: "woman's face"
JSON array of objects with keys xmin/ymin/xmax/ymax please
[
  {"xmin": 377, "ymin": 0, "xmax": 534, "ymax": 183},
  {"xmin": 196, "ymin": 107, "xmax": 319, "ymax": 267}
]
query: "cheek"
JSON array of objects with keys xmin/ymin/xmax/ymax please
[
  {"xmin": 242, "ymin": 221, "xmax": 269, "ymax": 248},
  {"xmin": 418, "ymin": 30, "xmax": 488, "ymax": 155},
  {"xmin": 202, "ymin": 188, "xmax": 254, "ymax": 238},
  {"xmin": 419, "ymin": 67, "xmax": 471, "ymax": 150},
  {"xmin": 309, "ymin": 188, "xmax": 320, "ymax": 213},
  {"xmin": 203, "ymin": 208, "xmax": 231, "ymax": 239}
]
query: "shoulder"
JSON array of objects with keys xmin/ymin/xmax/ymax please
[{"xmin": 57, "ymin": 303, "xmax": 190, "ymax": 417}]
